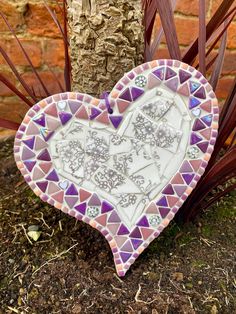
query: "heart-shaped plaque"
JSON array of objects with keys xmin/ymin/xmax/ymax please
[{"xmin": 14, "ymin": 60, "xmax": 219, "ymax": 276}]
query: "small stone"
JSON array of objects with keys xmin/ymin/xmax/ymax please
[
  {"xmin": 172, "ymin": 272, "xmax": 184, "ymax": 282},
  {"xmin": 27, "ymin": 230, "xmax": 42, "ymax": 241},
  {"xmin": 211, "ymin": 305, "xmax": 218, "ymax": 314},
  {"xmin": 19, "ymin": 288, "xmax": 26, "ymax": 296},
  {"xmin": 8, "ymin": 258, "xmax": 15, "ymax": 264},
  {"xmin": 72, "ymin": 305, "xmax": 82, "ymax": 313},
  {"xmin": 185, "ymin": 282, "xmax": 193, "ymax": 289},
  {"xmin": 28, "ymin": 225, "xmax": 39, "ymax": 232}
]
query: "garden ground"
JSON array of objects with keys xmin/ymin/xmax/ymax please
[{"xmin": 0, "ymin": 137, "xmax": 235, "ymax": 313}]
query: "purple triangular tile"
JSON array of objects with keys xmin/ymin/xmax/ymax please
[
  {"xmin": 194, "ymin": 86, "xmax": 206, "ymax": 99},
  {"xmin": 120, "ymin": 252, "xmax": 132, "ymax": 263},
  {"xmin": 182, "ymin": 173, "xmax": 195, "ymax": 185},
  {"xmin": 90, "ymin": 107, "xmax": 102, "ymax": 120},
  {"xmin": 108, "ymin": 211, "xmax": 121, "ymax": 223},
  {"xmin": 193, "ymin": 119, "xmax": 206, "ymax": 131},
  {"xmin": 159, "ymin": 207, "xmax": 170, "ymax": 219},
  {"xmin": 22, "ymin": 147, "xmax": 35, "ymax": 161},
  {"xmin": 179, "ymin": 69, "xmax": 191, "ymax": 84},
  {"xmin": 131, "ymin": 239, "xmax": 142, "ymax": 250},
  {"xmin": 190, "ymin": 132, "xmax": 203, "ymax": 145},
  {"xmin": 156, "ymin": 196, "xmax": 168, "ymax": 207},
  {"xmin": 65, "ymin": 197, "xmax": 78, "ymax": 208},
  {"xmin": 36, "ymin": 181, "xmax": 48, "ymax": 193},
  {"xmin": 68, "ymin": 100, "xmax": 82, "ymax": 114},
  {"xmin": 59, "ymin": 112, "xmax": 72, "ymax": 125},
  {"xmin": 180, "ymin": 161, "xmax": 193, "ymax": 173},
  {"xmin": 201, "ymin": 114, "xmax": 212, "ymax": 127},
  {"xmin": 37, "ymin": 149, "xmax": 51, "ymax": 161},
  {"xmin": 189, "ymin": 81, "xmax": 201, "ymax": 93},
  {"xmin": 119, "ymin": 88, "xmax": 132, "ymax": 102},
  {"xmin": 189, "ymin": 97, "xmax": 201, "ymax": 109},
  {"xmin": 117, "ymin": 224, "xmax": 130, "ymax": 235},
  {"xmin": 173, "ymin": 185, "xmax": 187, "ymax": 197},
  {"xmin": 137, "ymin": 216, "xmax": 149, "ymax": 227},
  {"xmin": 152, "ymin": 67, "xmax": 165, "ymax": 80},
  {"xmin": 131, "ymin": 87, "xmax": 144, "ymax": 101},
  {"xmin": 165, "ymin": 77, "xmax": 178, "ymax": 92},
  {"xmin": 121, "ymin": 241, "xmax": 133, "ymax": 252},
  {"xmin": 162, "ymin": 184, "xmax": 175, "ymax": 195},
  {"xmin": 33, "ymin": 113, "xmax": 45, "ymax": 127},
  {"xmin": 130, "ymin": 227, "xmax": 142, "ymax": 239},
  {"xmin": 197, "ymin": 141, "xmax": 209, "ymax": 153},
  {"xmin": 88, "ymin": 193, "xmax": 101, "ymax": 206},
  {"xmin": 101, "ymin": 201, "xmax": 114, "ymax": 213},
  {"xmin": 74, "ymin": 202, "xmax": 86, "ymax": 215},
  {"xmin": 40, "ymin": 128, "xmax": 54, "ymax": 142},
  {"xmin": 24, "ymin": 160, "xmax": 36, "ymax": 172},
  {"xmin": 23, "ymin": 137, "xmax": 35, "ymax": 149},
  {"xmin": 46, "ymin": 169, "xmax": 59, "ymax": 182},
  {"xmin": 165, "ymin": 67, "xmax": 177, "ymax": 80},
  {"xmin": 66, "ymin": 183, "xmax": 78, "ymax": 196},
  {"xmin": 109, "ymin": 115, "xmax": 123, "ymax": 129}
]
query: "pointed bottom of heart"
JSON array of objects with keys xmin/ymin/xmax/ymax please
[{"xmin": 88, "ymin": 216, "xmax": 160, "ymax": 276}]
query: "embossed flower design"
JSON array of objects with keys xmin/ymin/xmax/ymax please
[{"xmin": 135, "ymin": 75, "xmax": 147, "ymax": 87}]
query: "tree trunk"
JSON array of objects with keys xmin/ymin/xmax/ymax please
[{"xmin": 67, "ymin": 0, "xmax": 144, "ymax": 97}]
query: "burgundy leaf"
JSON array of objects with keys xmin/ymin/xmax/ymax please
[
  {"xmin": 0, "ymin": 118, "xmax": 20, "ymax": 130},
  {"xmin": 155, "ymin": 0, "xmax": 181, "ymax": 60}
]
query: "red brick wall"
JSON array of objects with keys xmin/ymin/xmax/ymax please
[{"xmin": 0, "ymin": 0, "xmax": 235, "ymax": 130}]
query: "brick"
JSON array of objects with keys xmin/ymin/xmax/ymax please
[
  {"xmin": 175, "ymin": 17, "xmax": 199, "ymax": 46},
  {"xmin": 215, "ymin": 77, "xmax": 234, "ymax": 99},
  {"xmin": 175, "ymin": 0, "xmax": 210, "ymax": 17},
  {"xmin": 153, "ymin": 47, "xmax": 170, "ymax": 60},
  {"xmin": 25, "ymin": 3, "xmax": 63, "ymax": 38},
  {"xmin": 0, "ymin": 1, "xmax": 24, "ymax": 33},
  {"xmin": 19, "ymin": 71, "xmax": 65, "ymax": 98},
  {"xmin": 0, "ymin": 39, "xmax": 42, "ymax": 68},
  {"xmin": 0, "ymin": 99, "xmax": 29, "ymax": 123},
  {"xmin": 153, "ymin": 46, "xmax": 187, "ymax": 60},
  {"xmin": 223, "ymin": 51, "xmax": 236, "ymax": 75},
  {"xmin": 227, "ymin": 23, "xmax": 236, "ymax": 49},
  {"xmin": 0, "ymin": 40, "xmax": 8, "ymax": 66},
  {"xmin": 153, "ymin": 17, "xmax": 199, "ymax": 46},
  {"xmin": 44, "ymin": 39, "xmax": 65, "ymax": 67}
]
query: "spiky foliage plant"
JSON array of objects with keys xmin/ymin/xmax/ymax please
[{"xmin": 0, "ymin": 0, "xmax": 235, "ymax": 222}]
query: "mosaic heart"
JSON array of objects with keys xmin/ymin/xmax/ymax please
[{"xmin": 14, "ymin": 60, "xmax": 219, "ymax": 276}]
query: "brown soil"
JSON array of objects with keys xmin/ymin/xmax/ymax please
[{"xmin": 0, "ymin": 137, "xmax": 235, "ymax": 314}]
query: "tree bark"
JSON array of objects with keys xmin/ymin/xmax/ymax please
[{"xmin": 67, "ymin": 0, "xmax": 144, "ymax": 97}]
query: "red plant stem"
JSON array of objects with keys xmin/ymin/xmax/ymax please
[
  {"xmin": 199, "ymin": 0, "xmax": 206, "ymax": 76},
  {"xmin": 155, "ymin": 0, "xmax": 181, "ymax": 60},
  {"xmin": 183, "ymin": 0, "xmax": 235, "ymax": 64},
  {"xmin": 0, "ymin": 118, "xmax": 20, "ymax": 130}
]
